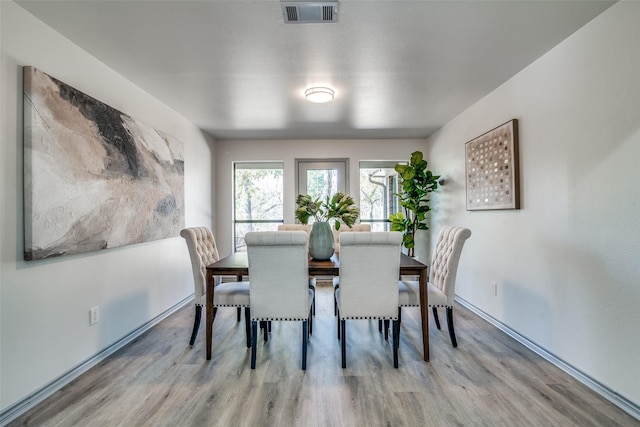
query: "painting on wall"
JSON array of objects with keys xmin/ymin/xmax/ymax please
[
  {"xmin": 465, "ymin": 119, "xmax": 520, "ymax": 211},
  {"xmin": 23, "ymin": 66, "xmax": 184, "ymax": 260}
]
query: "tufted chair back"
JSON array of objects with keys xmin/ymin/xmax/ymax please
[
  {"xmin": 277, "ymin": 223, "xmax": 312, "ymax": 234},
  {"xmin": 180, "ymin": 226, "xmax": 221, "ymax": 306},
  {"xmin": 337, "ymin": 231, "xmax": 402, "ymax": 319},
  {"xmin": 246, "ymin": 231, "xmax": 311, "ymax": 320},
  {"xmin": 429, "ymin": 225, "xmax": 472, "ymax": 305},
  {"xmin": 333, "ymin": 223, "xmax": 371, "ymax": 254}
]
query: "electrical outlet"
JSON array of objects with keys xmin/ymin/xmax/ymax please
[
  {"xmin": 89, "ymin": 306, "xmax": 99, "ymax": 325},
  {"xmin": 491, "ymin": 282, "xmax": 498, "ymax": 296}
]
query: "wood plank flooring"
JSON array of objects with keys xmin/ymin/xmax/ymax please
[{"xmin": 10, "ymin": 283, "xmax": 638, "ymax": 426}]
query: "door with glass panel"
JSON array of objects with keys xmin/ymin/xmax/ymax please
[{"xmin": 296, "ymin": 160, "xmax": 348, "ymax": 222}]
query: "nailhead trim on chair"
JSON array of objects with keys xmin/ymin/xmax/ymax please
[
  {"xmin": 252, "ymin": 317, "xmax": 310, "ymax": 321},
  {"xmin": 215, "ymin": 304, "xmax": 250, "ymax": 308},
  {"xmin": 400, "ymin": 303, "xmax": 450, "ymax": 308},
  {"xmin": 340, "ymin": 315, "xmax": 399, "ymax": 320}
]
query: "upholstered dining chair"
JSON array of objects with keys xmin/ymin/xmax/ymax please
[
  {"xmin": 332, "ymin": 223, "xmax": 371, "ymax": 254},
  {"xmin": 331, "ymin": 223, "xmax": 371, "ymax": 315},
  {"xmin": 335, "ymin": 231, "xmax": 403, "ymax": 368},
  {"xmin": 180, "ymin": 227, "xmax": 250, "ymax": 347},
  {"xmin": 245, "ymin": 231, "xmax": 313, "ymax": 370},
  {"xmin": 397, "ymin": 225, "xmax": 471, "ymax": 347},
  {"xmin": 277, "ymin": 224, "xmax": 316, "ymax": 315}
]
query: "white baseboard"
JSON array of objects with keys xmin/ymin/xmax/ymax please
[
  {"xmin": 455, "ymin": 296, "xmax": 640, "ymax": 421},
  {"xmin": 0, "ymin": 296, "xmax": 193, "ymax": 426}
]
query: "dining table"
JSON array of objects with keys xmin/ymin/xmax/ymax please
[{"xmin": 205, "ymin": 252, "xmax": 430, "ymax": 361}]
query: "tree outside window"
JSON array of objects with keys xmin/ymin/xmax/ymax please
[
  {"xmin": 359, "ymin": 161, "xmax": 402, "ymax": 231},
  {"xmin": 234, "ymin": 162, "xmax": 283, "ymax": 252}
]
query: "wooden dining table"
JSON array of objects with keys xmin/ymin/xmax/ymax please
[{"xmin": 205, "ymin": 252, "xmax": 430, "ymax": 361}]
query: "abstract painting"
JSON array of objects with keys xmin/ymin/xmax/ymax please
[
  {"xmin": 23, "ymin": 66, "xmax": 184, "ymax": 260},
  {"xmin": 465, "ymin": 119, "xmax": 520, "ymax": 211}
]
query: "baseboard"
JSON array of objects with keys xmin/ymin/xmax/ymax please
[
  {"xmin": 455, "ymin": 296, "xmax": 640, "ymax": 421},
  {"xmin": 0, "ymin": 296, "xmax": 193, "ymax": 426}
]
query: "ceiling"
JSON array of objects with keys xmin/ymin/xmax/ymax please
[{"xmin": 16, "ymin": 0, "xmax": 615, "ymax": 141}]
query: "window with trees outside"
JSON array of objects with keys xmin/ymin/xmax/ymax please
[
  {"xmin": 359, "ymin": 161, "xmax": 402, "ymax": 231},
  {"xmin": 234, "ymin": 162, "xmax": 284, "ymax": 252}
]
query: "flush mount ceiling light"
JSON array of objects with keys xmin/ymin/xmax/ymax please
[{"xmin": 305, "ymin": 86, "xmax": 335, "ymax": 103}]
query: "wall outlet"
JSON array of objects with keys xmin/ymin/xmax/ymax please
[
  {"xmin": 491, "ymin": 282, "xmax": 498, "ymax": 296},
  {"xmin": 89, "ymin": 306, "xmax": 99, "ymax": 325}
]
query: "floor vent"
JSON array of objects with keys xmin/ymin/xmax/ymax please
[{"xmin": 281, "ymin": 2, "xmax": 338, "ymax": 23}]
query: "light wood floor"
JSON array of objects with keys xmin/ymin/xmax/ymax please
[{"xmin": 10, "ymin": 283, "xmax": 638, "ymax": 427}]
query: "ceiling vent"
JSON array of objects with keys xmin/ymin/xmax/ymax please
[{"xmin": 281, "ymin": 2, "xmax": 338, "ymax": 24}]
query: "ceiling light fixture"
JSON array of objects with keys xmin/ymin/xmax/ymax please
[{"xmin": 305, "ymin": 86, "xmax": 335, "ymax": 103}]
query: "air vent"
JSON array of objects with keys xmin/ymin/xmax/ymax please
[{"xmin": 281, "ymin": 2, "xmax": 338, "ymax": 23}]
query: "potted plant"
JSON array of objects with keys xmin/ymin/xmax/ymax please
[
  {"xmin": 295, "ymin": 192, "xmax": 360, "ymax": 259},
  {"xmin": 389, "ymin": 151, "xmax": 440, "ymax": 257}
]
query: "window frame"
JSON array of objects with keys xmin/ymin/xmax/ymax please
[{"xmin": 233, "ymin": 161, "xmax": 284, "ymax": 252}]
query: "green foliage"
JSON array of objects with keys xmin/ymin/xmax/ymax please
[
  {"xmin": 295, "ymin": 192, "xmax": 360, "ymax": 231},
  {"xmin": 391, "ymin": 151, "xmax": 440, "ymax": 256}
]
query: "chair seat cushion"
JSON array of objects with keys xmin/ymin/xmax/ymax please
[
  {"xmin": 398, "ymin": 280, "xmax": 420, "ymax": 306},
  {"xmin": 335, "ymin": 286, "xmax": 399, "ymax": 320},
  {"xmin": 252, "ymin": 289, "xmax": 314, "ymax": 321},
  {"xmin": 398, "ymin": 281, "xmax": 449, "ymax": 307},
  {"xmin": 214, "ymin": 281, "xmax": 250, "ymax": 307}
]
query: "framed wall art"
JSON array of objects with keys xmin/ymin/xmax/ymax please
[
  {"xmin": 465, "ymin": 119, "xmax": 520, "ymax": 211},
  {"xmin": 23, "ymin": 66, "xmax": 184, "ymax": 260}
]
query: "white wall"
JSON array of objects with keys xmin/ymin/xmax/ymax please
[
  {"xmin": 426, "ymin": 1, "xmax": 639, "ymax": 406},
  {"xmin": 214, "ymin": 139, "xmax": 428, "ymax": 257},
  {"xmin": 0, "ymin": 2, "xmax": 214, "ymax": 411}
]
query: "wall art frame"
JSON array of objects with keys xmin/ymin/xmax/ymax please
[
  {"xmin": 465, "ymin": 119, "xmax": 520, "ymax": 211},
  {"xmin": 23, "ymin": 66, "xmax": 185, "ymax": 260}
]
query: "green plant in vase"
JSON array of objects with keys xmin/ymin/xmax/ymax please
[
  {"xmin": 295, "ymin": 192, "xmax": 359, "ymax": 230},
  {"xmin": 389, "ymin": 151, "xmax": 440, "ymax": 257},
  {"xmin": 295, "ymin": 192, "xmax": 360, "ymax": 259}
]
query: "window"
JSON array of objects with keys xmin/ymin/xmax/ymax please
[
  {"xmin": 359, "ymin": 161, "xmax": 402, "ymax": 231},
  {"xmin": 234, "ymin": 162, "xmax": 284, "ymax": 252}
]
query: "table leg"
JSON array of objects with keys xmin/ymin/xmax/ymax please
[
  {"xmin": 419, "ymin": 270, "xmax": 429, "ymax": 361},
  {"xmin": 206, "ymin": 270, "xmax": 215, "ymax": 360}
]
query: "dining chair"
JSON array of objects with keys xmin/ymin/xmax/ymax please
[
  {"xmin": 180, "ymin": 226, "xmax": 251, "ymax": 347},
  {"xmin": 397, "ymin": 225, "xmax": 471, "ymax": 347},
  {"xmin": 332, "ymin": 223, "xmax": 371, "ymax": 254},
  {"xmin": 277, "ymin": 224, "xmax": 316, "ymax": 315},
  {"xmin": 335, "ymin": 231, "xmax": 403, "ymax": 368},
  {"xmin": 245, "ymin": 231, "xmax": 313, "ymax": 370},
  {"xmin": 331, "ymin": 223, "xmax": 371, "ymax": 315}
]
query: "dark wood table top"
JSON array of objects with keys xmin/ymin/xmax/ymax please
[{"xmin": 206, "ymin": 252, "xmax": 426, "ymax": 276}]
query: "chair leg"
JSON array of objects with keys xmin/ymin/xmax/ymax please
[
  {"xmin": 384, "ymin": 320, "xmax": 390, "ymax": 341},
  {"xmin": 244, "ymin": 307, "xmax": 251, "ymax": 348},
  {"xmin": 337, "ymin": 310, "xmax": 341, "ymax": 340},
  {"xmin": 250, "ymin": 320, "xmax": 258, "ymax": 369},
  {"xmin": 310, "ymin": 285, "xmax": 316, "ymax": 316},
  {"xmin": 189, "ymin": 305, "xmax": 202, "ymax": 346},
  {"xmin": 302, "ymin": 320, "xmax": 308, "ymax": 370},
  {"xmin": 237, "ymin": 307, "xmax": 241, "ymax": 322},
  {"xmin": 432, "ymin": 307, "xmax": 441, "ymax": 330},
  {"xmin": 341, "ymin": 319, "xmax": 347, "ymax": 369},
  {"xmin": 446, "ymin": 307, "xmax": 458, "ymax": 348},
  {"xmin": 309, "ymin": 310, "xmax": 313, "ymax": 335},
  {"xmin": 392, "ymin": 319, "xmax": 400, "ymax": 368},
  {"xmin": 261, "ymin": 321, "xmax": 269, "ymax": 342}
]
